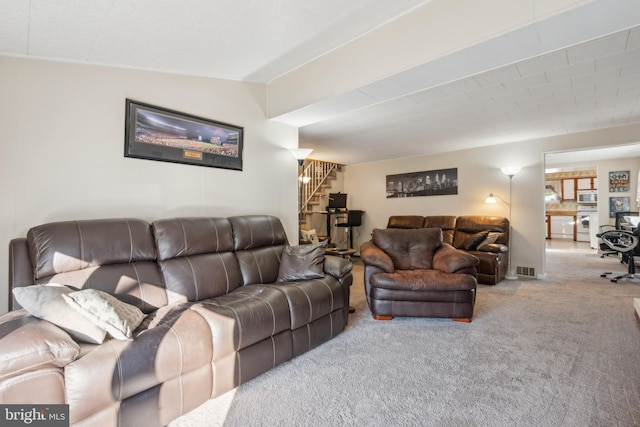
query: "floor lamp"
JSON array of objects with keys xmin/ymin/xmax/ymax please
[
  {"xmin": 289, "ymin": 148, "xmax": 313, "ymax": 241},
  {"xmin": 501, "ymin": 166, "xmax": 521, "ymax": 280}
]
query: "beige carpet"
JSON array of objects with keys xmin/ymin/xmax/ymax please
[{"xmin": 170, "ymin": 240, "xmax": 640, "ymax": 426}]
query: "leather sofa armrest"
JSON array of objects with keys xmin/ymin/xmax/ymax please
[
  {"xmin": 478, "ymin": 243, "xmax": 508, "ymax": 254},
  {"xmin": 0, "ymin": 311, "xmax": 80, "ymax": 381},
  {"xmin": 323, "ymin": 256, "xmax": 353, "ymax": 280},
  {"xmin": 360, "ymin": 241, "xmax": 394, "ymax": 273},
  {"xmin": 433, "ymin": 243, "xmax": 479, "ymax": 273}
]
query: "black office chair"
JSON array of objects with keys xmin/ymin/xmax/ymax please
[
  {"xmin": 597, "ymin": 211, "xmax": 639, "ymax": 258},
  {"xmin": 600, "ymin": 228, "xmax": 640, "ymax": 282},
  {"xmin": 335, "ymin": 210, "xmax": 363, "ymax": 249}
]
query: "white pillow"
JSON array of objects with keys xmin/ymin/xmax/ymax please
[
  {"xmin": 62, "ymin": 289, "xmax": 146, "ymax": 341},
  {"xmin": 12, "ymin": 284, "xmax": 107, "ymax": 344}
]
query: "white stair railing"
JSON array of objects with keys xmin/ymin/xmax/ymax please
[{"xmin": 298, "ymin": 160, "xmax": 342, "ymax": 217}]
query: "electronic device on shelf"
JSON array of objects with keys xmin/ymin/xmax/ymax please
[{"xmin": 327, "ymin": 192, "xmax": 347, "ymax": 213}]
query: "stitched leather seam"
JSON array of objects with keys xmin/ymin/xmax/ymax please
[
  {"xmin": 0, "ymin": 346, "xmax": 77, "ymax": 379},
  {"xmin": 109, "ymin": 341, "xmax": 124, "ymax": 401},
  {"xmin": 76, "ymin": 221, "xmax": 85, "ymax": 267},
  {"xmin": 218, "ymin": 253, "xmax": 231, "ymax": 293},
  {"xmin": 296, "ymin": 286, "xmax": 313, "ymax": 324},
  {"xmin": 178, "ymin": 218, "xmax": 188, "ymax": 255},
  {"xmin": 125, "ymin": 220, "xmax": 134, "ymax": 263},
  {"xmin": 271, "ymin": 336, "xmax": 276, "ymax": 366},
  {"xmin": 212, "ymin": 218, "xmax": 220, "ymax": 252},
  {"xmin": 224, "ymin": 305, "xmax": 242, "ymax": 351},
  {"xmin": 130, "ymin": 263, "xmax": 145, "ymax": 311},
  {"xmin": 185, "ymin": 258, "xmax": 199, "ymax": 301},
  {"xmin": 0, "ymin": 368, "xmax": 64, "ymax": 391},
  {"xmin": 254, "ymin": 293, "xmax": 277, "ymax": 336}
]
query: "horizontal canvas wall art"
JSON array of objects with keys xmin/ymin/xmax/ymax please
[{"xmin": 386, "ymin": 168, "xmax": 458, "ymax": 198}]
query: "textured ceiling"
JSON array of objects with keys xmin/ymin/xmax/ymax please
[
  {"xmin": 0, "ymin": 0, "xmax": 431, "ymax": 82},
  {"xmin": 301, "ymin": 25, "xmax": 640, "ymax": 164},
  {"xmin": 2, "ymin": 0, "xmax": 640, "ymax": 165}
]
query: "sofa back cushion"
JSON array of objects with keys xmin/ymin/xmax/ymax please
[
  {"xmin": 372, "ymin": 228, "xmax": 442, "ymax": 270},
  {"xmin": 453, "ymin": 216, "xmax": 509, "ymax": 249},
  {"xmin": 229, "ymin": 215, "xmax": 288, "ymax": 285},
  {"xmin": 386, "ymin": 216, "xmax": 424, "ymax": 229},
  {"xmin": 26, "ymin": 219, "xmax": 166, "ymax": 313},
  {"xmin": 423, "ymin": 216, "xmax": 457, "ymax": 245},
  {"xmin": 153, "ymin": 217, "xmax": 243, "ymax": 303}
]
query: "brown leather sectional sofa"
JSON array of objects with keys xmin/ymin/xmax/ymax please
[
  {"xmin": 387, "ymin": 215, "xmax": 509, "ymax": 285},
  {"xmin": 0, "ymin": 215, "xmax": 352, "ymax": 426}
]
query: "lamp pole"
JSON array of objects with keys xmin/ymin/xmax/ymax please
[
  {"xmin": 501, "ymin": 167, "xmax": 521, "ymax": 280},
  {"xmin": 289, "ymin": 148, "xmax": 314, "ymax": 243}
]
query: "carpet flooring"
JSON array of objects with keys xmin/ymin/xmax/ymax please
[{"xmin": 170, "ymin": 240, "xmax": 640, "ymax": 426}]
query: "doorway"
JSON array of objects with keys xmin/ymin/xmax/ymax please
[{"xmin": 544, "ymin": 144, "xmax": 640, "ymax": 265}]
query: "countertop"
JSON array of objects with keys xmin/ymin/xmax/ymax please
[{"xmin": 546, "ymin": 210, "xmax": 577, "ymax": 216}]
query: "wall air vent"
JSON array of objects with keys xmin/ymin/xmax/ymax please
[{"xmin": 516, "ymin": 266, "xmax": 536, "ymax": 277}]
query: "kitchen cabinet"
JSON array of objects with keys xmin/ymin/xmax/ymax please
[
  {"xmin": 577, "ymin": 178, "xmax": 596, "ymax": 190},
  {"xmin": 546, "ymin": 213, "xmax": 577, "ymax": 240},
  {"xmin": 562, "ymin": 179, "xmax": 576, "ymax": 201}
]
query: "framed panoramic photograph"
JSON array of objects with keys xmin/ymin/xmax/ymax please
[
  {"xmin": 386, "ymin": 168, "xmax": 458, "ymax": 198},
  {"xmin": 125, "ymin": 99, "xmax": 243, "ymax": 171}
]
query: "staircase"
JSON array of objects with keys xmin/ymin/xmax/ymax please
[{"xmin": 298, "ymin": 159, "xmax": 344, "ymax": 223}]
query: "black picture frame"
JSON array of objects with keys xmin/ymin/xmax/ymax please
[{"xmin": 125, "ymin": 99, "xmax": 243, "ymax": 171}]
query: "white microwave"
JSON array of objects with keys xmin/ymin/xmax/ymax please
[{"xmin": 577, "ymin": 190, "xmax": 597, "ymax": 204}]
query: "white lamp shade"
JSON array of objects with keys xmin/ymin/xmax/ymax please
[
  {"xmin": 485, "ymin": 193, "xmax": 497, "ymax": 204},
  {"xmin": 289, "ymin": 148, "xmax": 314, "ymax": 161},
  {"xmin": 501, "ymin": 166, "xmax": 521, "ymax": 177}
]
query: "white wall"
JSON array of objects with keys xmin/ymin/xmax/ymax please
[
  {"xmin": 0, "ymin": 56, "xmax": 299, "ymax": 314},
  {"xmin": 345, "ymin": 124, "xmax": 640, "ymax": 280}
]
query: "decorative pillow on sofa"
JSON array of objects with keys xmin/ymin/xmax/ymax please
[
  {"xmin": 12, "ymin": 284, "xmax": 107, "ymax": 344},
  {"xmin": 62, "ymin": 289, "xmax": 146, "ymax": 340},
  {"xmin": 277, "ymin": 240, "xmax": 328, "ymax": 282},
  {"xmin": 477, "ymin": 232, "xmax": 501, "ymax": 249},
  {"xmin": 457, "ymin": 231, "xmax": 489, "ymax": 251}
]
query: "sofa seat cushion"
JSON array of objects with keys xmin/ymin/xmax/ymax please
[
  {"xmin": 370, "ymin": 287, "xmax": 476, "ymax": 304},
  {"xmin": 269, "ymin": 277, "xmax": 346, "ymax": 330},
  {"xmin": 65, "ymin": 304, "xmax": 213, "ymax": 424},
  {"xmin": 370, "ymin": 269, "xmax": 477, "ymax": 292},
  {"xmin": 190, "ymin": 285, "xmax": 291, "ymax": 360}
]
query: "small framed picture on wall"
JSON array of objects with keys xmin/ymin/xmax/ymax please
[
  {"xmin": 609, "ymin": 196, "xmax": 630, "ymax": 217},
  {"xmin": 609, "ymin": 170, "xmax": 630, "ymax": 192}
]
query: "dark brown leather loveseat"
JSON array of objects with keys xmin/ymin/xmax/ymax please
[
  {"xmin": 0, "ymin": 215, "xmax": 352, "ymax": 426},
  {"xmin": 387, "ymin": 215, "xmax": 509, "ymax": 285}
]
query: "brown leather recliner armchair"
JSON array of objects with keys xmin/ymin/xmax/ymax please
[{"xmin": 360, "ymin": 227, "xmax": 479, "ymax": 322}]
